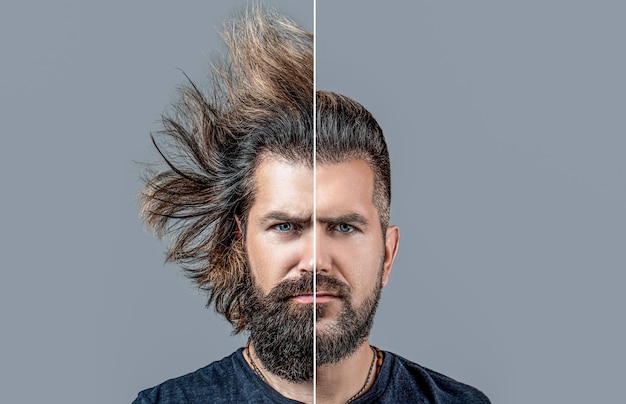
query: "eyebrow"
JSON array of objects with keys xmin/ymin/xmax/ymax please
[
  {"xmin": 317, "ymin": 213, "xmax": 369, "ymax": 227},
  {"xmin": 258, "ymin": 211, "xmax": 312, "ymax": 225}
]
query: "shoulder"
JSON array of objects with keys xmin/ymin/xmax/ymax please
[
  {"xmin": 133, "ymin": 349, "xmax": 260, "ymax": 404},
  {"xmin": 362, "ymin": 350, "xmax": 491, "ymax": 404}
]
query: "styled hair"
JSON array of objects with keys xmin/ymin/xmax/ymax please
[
  {"xmin": 316, "ymin": 91, "xmax": 391, "ymax": 230},
  {"xmin": 140, "ymin": 7, "xmax": 390, "ymax": 333}
]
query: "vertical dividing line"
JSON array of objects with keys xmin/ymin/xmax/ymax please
[{"xmin": 312, "ymin": 0, "xmax": 317, "ymax": 403}]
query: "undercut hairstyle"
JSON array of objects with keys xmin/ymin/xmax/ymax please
[
  {"xmin": 316, "ymin": 92, "xmax": 391, "ymax": 231},
  {"xmin": 140, "ymin": 6, "xmax": 390, "ymax": 333}
]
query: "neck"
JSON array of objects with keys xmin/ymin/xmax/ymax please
[
  {"xmin": 245, "ymin": 341, "xmax": 376, "ymax": 404},
  {"xmin": 315, "ymin": 342, "xmax": 377, "ymax": 404}
]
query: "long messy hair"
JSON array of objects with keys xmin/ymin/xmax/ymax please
[{"xmin": 140, "ymin": 6, "xmax": 313, "ymax": 334}]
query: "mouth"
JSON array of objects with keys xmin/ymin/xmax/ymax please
[{"xmin": 290, "ymin": 292, "xmax": 340, "ymax": 304}]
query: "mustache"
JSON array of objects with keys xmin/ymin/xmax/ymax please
[{"xmin": 264, "ymin": 273, "xmax": 350, "ymax": 302}]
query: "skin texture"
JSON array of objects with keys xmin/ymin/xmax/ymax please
[{"xmin": 244, "ymin": 156, "xmax": 400, "ymax": 403}]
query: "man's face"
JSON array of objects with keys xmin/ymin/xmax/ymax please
[
  {"xmin": 245, "ymin": 156, "xmax": 396, "ymax": 324},
  {"xmin": 243, "ymin": 155, "xmax": 399, "ymax": 381}
]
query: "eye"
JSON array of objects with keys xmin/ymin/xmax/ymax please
[
  {"xmin": 335, "ymin": 223, "xmax": 355, "ymax": 233},
  {"xmin": 274, "ymin": 223, "xmax": 294, "ymax": 232}
]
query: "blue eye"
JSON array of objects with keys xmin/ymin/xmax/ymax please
[
  {"xmin": 336, "ymin": 223, "xmax": 355, "ymax": 233},
  {"xmin": 275, "ymin": 223, "xmax": 293, "ymax": 232}
]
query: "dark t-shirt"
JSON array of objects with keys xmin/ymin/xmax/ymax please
[{"xmin": 134, "ymin": 348, "xmax": 490, "ymax": 403}]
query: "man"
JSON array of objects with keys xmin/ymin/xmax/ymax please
[{"xmin": 135, "ymin": 7, "xmax": 490, "ymax": 404}]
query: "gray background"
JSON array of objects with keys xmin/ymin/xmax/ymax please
[
  {"xmin": 317, "ymin": 2, "xmax": 626, "ymax": 403},
  {"xmin": 1, "ymin": 1, "xmax": 624, "ymax": 403}
]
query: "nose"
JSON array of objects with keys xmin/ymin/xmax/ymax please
[
  {"xmin": 299, "ymin": 224, "xmax": 332, "ymax": 274},
  {"xmin": 314, "ymin": 225, "xmax": 331, "ymax": 274}
]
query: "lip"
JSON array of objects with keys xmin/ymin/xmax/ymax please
[{"xmin": 290, "ymin": 292, "xmax": 340, "ymax": 304}]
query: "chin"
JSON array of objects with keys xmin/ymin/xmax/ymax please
[{"xmin": 314, "ymin": 316, "xmax": 343, "ymax": 334}]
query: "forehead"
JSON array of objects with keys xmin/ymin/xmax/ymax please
[
  {"xmin": 250, "ymin": 156, "xmax": 376, "ymax": 217},
  {"xmin": 315, "ymin": 159, "xmax": 376, "ymax": 218},
  {"xmin": 251, "ymin": 156, "xmax": 314, "ymax": 217}
]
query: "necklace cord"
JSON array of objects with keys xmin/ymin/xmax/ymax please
[{"xmin": 345, "ymin": 346, "xmax": 378, "ymax": 403}]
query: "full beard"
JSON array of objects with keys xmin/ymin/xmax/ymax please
[{"xmin": 241, "ymin": 271, "xmax": 383, "ymax": 383}]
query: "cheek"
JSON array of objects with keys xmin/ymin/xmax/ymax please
[
  {"xmin": 335, "ymin": 239, "xmax": 384, "ymax": 289},
  {"xmin": 245, "ymin": 235, "xmax": 303, "ymax": 290},
  {"xmin": 245, "ymin": 235, "xmax": 272, "ymax": 291}
]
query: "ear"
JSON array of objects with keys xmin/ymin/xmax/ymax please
[
  {"xmin": 234, "ymin": 215, "xmax": 243, "ymax": 240},
  {"xmin": 381, "ymin": 225, "xmax": 400, "ymax": 287}
]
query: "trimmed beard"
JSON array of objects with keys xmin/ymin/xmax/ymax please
[{"xmin": 241, "ymin": 269, "xmax": 383, "ymax": 383}]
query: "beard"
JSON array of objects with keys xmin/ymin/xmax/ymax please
[{"xmin": 241, "ymin": 269, "xmax": 383, "ymax": 383}]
